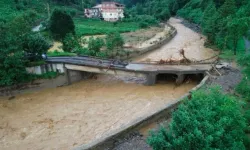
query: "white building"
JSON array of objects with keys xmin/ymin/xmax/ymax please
[{"xmin": 85, "ymin": 2, "xmax": 125, "ymax": 22}]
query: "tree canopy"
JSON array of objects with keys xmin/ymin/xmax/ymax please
[
  {"xmin": 49, "ymin": 8, "xmax": 75, "ymax": 40},
  {"xmin": 148, "ymin": 87, "xmax": 247, "ymax": 150}
]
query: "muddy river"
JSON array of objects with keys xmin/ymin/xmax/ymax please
[
  {"xmin": 134, "ymin": 18, "xmax": 216, "ymax": 62},
  {"xmin": 0, "ymin": 17, "xmax": 215, "ymax": 150}
]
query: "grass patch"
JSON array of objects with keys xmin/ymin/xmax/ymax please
[
  {"xmin": 47, "ymin": 51, "xmax": 77, "ymax": 57},
  {"xmin": 74, "ymin": 18, "xmax": 141, "ymax": 35}
]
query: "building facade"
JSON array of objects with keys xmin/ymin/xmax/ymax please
[
  {"xmin": 84, "ymin": 2, "xmax": 125, "ymax": 22},
  {"xmin": 84, "ymin": 8, "xmax": 101, "ymax": 18}
]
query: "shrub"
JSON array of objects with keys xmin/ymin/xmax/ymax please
[
  {"xmin": 75, "ymin": 47, "xmax": 95, "ymax": 56},
  {"xmin": 88, "ymin": 37, "xmax": 105, "ymax": 54},
  {"xmin": 62, "ymin": 33, "xmax": 81, "ymax": 52},
  {"xmin": 96, "ymin": 51, "xmax": 108, "ymax": 58},
  {"xmin": 148, "ymin": 87, "xmax": 247, "ymax": 150},
  {"xmin": 106, "ymin": 32, "xmax": 124, "ymax": 51}
]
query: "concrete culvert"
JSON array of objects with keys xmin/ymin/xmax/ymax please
[{"xmin": 156, "ymin": 74, "xmax": 178, "ymax": 84}]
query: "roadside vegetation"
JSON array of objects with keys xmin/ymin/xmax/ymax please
[{"xmin": 47, "ymin": 51, "xmax": 77, "ymax": 57}]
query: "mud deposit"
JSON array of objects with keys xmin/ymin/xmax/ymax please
[
  {"xmin": 0, "ymin": 74, "xmax": 197, "ymax": 150},
  {"xmin": 134, "ymin": 18, "xmax": 216, "ymax": 63}
]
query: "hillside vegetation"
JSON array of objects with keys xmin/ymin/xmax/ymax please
[
  {"xmin": 124, "ymin": 0, "xmax": 250, "ymax": 149},
  {"xmin": 126, "ymin": 0, "xmax": 250, "ymax": 55}
]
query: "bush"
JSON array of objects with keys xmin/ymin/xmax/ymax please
[
  {"xmin": 75, "ymin": 48, "xmax": 95, "ymax": 56},
  {"xmin": 88, "ymin": 37, "xmax": 104, "ymax": 54},
  {"xmin": 23, "ymin": 33, "xmax": 51, "ymax": 58},
  {"xmin": 148, "ymin": 87, "xmax": 247, "ymax": 150},
  {"xmin": 96, "ymin": 51, "xmax": 108, "ymax": 58},
  {"xmin": 62, "ymin": 33, "xmax": 81, "ymax": 52},
  {"xmin": 106, "ymin": 32, "xmax": 124, "ymax": 51}
]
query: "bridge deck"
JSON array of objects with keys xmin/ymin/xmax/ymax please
[{"xmin": 46, "ymin": 56, "xmax": 212, "ymax": 75}]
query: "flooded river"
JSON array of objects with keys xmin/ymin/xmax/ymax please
[
  {"xmin": 134, "ymin": 18, "xmax": 216, "ymax": 62},
  {"xmin": 0, "ymin": 17, "xmax": 214, "ymax": 150},
  {"xmin": 0, "ymin": 75, "xmax": 197, "ymax": 150}
]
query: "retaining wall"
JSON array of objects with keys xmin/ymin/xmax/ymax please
[
  {"xmin": 75, "ymin": 76, "xmax": 209, "ymax": 150},
  {"xmin": 26, "ymin": 63, "xmax": 64, "ymax": 75},
  {"xmin": 123, "ymin": 23, "xmax": 177, "ymax": 60}
]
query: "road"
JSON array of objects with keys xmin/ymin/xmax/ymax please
[{"xmin": 46, "ymin": 56, "xmax": 212, "ymax": 74}]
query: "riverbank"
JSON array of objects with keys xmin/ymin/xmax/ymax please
[{"xmin": 110, "ymin": 65, "xmax": 243, "ymax": 150}]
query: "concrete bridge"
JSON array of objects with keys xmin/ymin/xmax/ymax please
[{"xmin": 46, "ymin": 56, "xmax": 212, "ymax": 85}]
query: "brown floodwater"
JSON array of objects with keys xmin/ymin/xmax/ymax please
[
  {"xmin": 133, "ymin": 18, "xmax": 217, "ymax": 62},
  {"xmin": 0, "ymin": 75, "xmax": 197, "ymax": 150},
  {"xmin": 0, "ymin": 17, "xmax": 213, "ymax": 150}
]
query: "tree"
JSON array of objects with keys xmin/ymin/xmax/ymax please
[
  {"xmin": 148, "ymin": 87, "xmax": 247, "ymax": 150},
  {"xmin": 219, "ymin": 0, "xmax": 236, "ymax": 18},
  {"xmin": 0, "ymin": 19, "xmax": 28, "ymax": 86},
  {"xmin": 49, "ymin": 8, "xmax": 75, "ymax": 40},
  {"xmin": 201, "ymin": 1, "xmax": 218, "ymax": 42},
  {"xmin": 237, "ymin": 54, "xmax": 250, "ymax": 99},
  {"xmin": 23, "ymin": 33, "xmax": 51, "ymax": 57},
  {"xmin": 226, "ymin": 17, "xmax": 249, "ymax": 55}
]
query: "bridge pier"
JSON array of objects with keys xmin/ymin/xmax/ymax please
[
  {"xmin": 64, "ymin": 65, "xmax": 94, "ymax": 85},
  {"xmin": 145, "ymin": 73, "xmax": 157, "ymax": 86},
  {"xmin": 64, "ymin": 64, "xmax": 71, "ymax": 85},
  {"xmin": 176, "ymin": 74, "xmax": 185, "ymax": 85}
]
